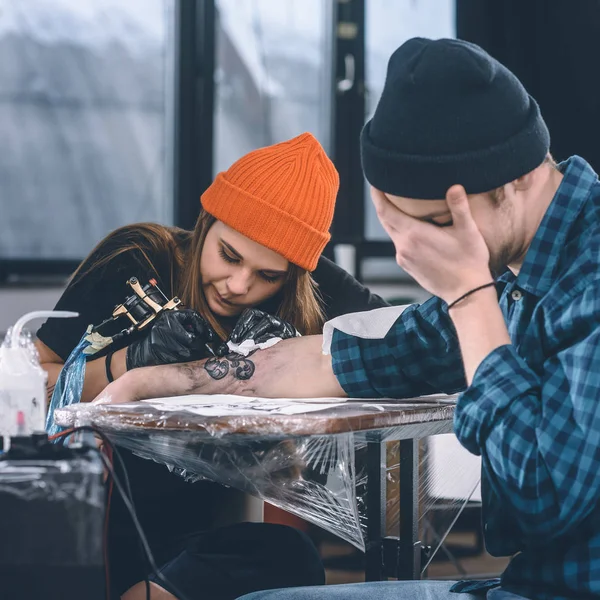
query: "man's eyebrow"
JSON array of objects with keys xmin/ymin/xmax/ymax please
[{"xmin": 220, "ymin": 239, "xmax": 243, "ymax": 259}]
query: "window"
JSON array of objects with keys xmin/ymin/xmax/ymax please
[
  {"xmin": 364, "ymin": 0, "xmax": 456, "ymax": 241},
  {"xmin": 0, "ymin": 0, "xmax": 174, "ymax": 263},
  {"xmin": 213, "ymin": 0, "xmax": 333, "ymax": 173}
]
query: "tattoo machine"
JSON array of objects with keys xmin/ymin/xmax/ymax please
[{"xmin": 83, "ymin": 276, "xmax": 187, "ymax": 355}]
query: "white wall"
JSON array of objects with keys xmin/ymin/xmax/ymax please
[{"xmin": 0, "ymin": 287, "xmax": 65, "ymax": 336}]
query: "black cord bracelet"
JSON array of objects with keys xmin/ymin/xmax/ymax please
[
  {"xmin": 447, "ymin": 282, "xmax": 496, "ymax": 310},
  {"xmin": 105, "ymin": 350, "xmax": 115, "ymax": 383}
]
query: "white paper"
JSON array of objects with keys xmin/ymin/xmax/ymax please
[
  {"xmin": 226, "ymin": 337, "xmax": 282, "ymax": 357},
  {"xmin": 322, "ymin": 305, "xmax": 411, "ymax": 355},
  {"xmin": 137, "ymin": 393, "xmax": 455, "ymax": 418},
  {"xmin": 140, "ymin": 394, "xmax": 347, "ymax": 417}
]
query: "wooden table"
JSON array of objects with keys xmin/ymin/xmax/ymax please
[{"xmin": 56, "ymin": 395, "xmax": 457, "ymax": 581}]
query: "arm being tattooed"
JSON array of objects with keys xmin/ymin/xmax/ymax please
[
  {"xmin": 96, "ymin": 335, "xmax": 346, "ymax": 403},
  {"xmin": 204, "ymin": 352, "xmax": 256, "ymax": 381}
]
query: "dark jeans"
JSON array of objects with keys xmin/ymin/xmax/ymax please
[
  {"xmin": 107, "ymin": 452, "xmax": 323, "ymax": 598},
  {"xmin": 238, "ymin": 582, "xmax": 530, "ymax": 600},
  {"xmin": 149, "ymin": 522, "xmax": 324, "ymax": 600},
  {"xmin": 112, "ymin": 522, "xmax": 324, "ymax": 599}
]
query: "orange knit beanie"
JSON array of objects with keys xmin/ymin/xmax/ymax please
[{"xmin": 201, "ymin": 132, "xmax": 339, "ymax": 272}]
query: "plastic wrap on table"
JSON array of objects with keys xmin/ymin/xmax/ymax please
[
  {"xmin": 56, "ymin": 395, "xmax": 456, "ymax": 438},
  {"xmin": 98, "ymin": 428, "xmax": 363, "ymax": 548},
  {"xmin": 54, "ymin": 396, "xmax": 478, "ymax": 559}
]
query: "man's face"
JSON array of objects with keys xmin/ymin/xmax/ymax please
[{"xmin": 384, "ymin": 189, "xmax": 524, "ymax": 276}]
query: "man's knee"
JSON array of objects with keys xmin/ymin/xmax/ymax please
[{"xmin": 237, "ymin": 580, "xmax": 475, "ymax": 600}]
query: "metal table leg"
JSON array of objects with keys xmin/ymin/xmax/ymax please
[
  {"xmin": 365, "ymin": 436, "xmax": 423, "ymax": 581},
  {"xmin": 398, "ymin": 438, "xmax": 421, "ymax": 579},
  {"xmin": 365, "ymin": 435, "xmax": 386, "ymax": 581}
]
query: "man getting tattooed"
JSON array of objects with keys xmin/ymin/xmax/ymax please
[
  {"xmin": 204, "ymin": 352, "xmax": 256, "ymax": 381},
  {"xmin": 94, "ymin": 335, "xmax": 346, "ymax": 404}
]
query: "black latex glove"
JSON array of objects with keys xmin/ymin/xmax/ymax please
[
  {"xmin": 126, "ymin": 309, "xmax": 217, "ymax": 370},
  {"xmin": 216, "ymin": 309, "xmax": 298, "ymax": 356}
]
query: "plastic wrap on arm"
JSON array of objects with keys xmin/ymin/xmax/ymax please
[{"xmin": 46, "ymin": 331, "xmax": 91, "ymax": 436}]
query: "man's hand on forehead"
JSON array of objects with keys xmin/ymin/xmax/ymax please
[
  {"xmin": 370, "ymin": 185, "xmax": 493, "ymax": 305},
  {"xmin": 372, "ymin": 187, "xmax": 440, "ymax": 233}
]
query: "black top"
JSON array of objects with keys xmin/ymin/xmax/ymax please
[
  {"xmin": 37, "ymin": 228, "xmax": 388, "ymax": 595},
  {"xmin": 38, "ymin": 229, "xmax": 387, "ymax": 360}
]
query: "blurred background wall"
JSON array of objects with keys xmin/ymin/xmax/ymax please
[{"xmin": 1, "ymin": 0, "xmax": 599, "ymax": 333}]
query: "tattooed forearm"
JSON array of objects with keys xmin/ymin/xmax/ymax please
[
  {"xmin": 173, "ymin": 362, "xmax": 209, "ymax": 394},
  {"xmin": 204, "ymin": 356, "xmax": 229, "ymax": 380},
  {"xmin": 46, "ymin": 383, "xmax": 55, "ymax": 402},
  {"xmin": 204, "ymin": 352, "xmax": 255, "ymax": 381},
  {"xmin": 101, "ymin": 335, "xmax": 343, "ymax": 403}
]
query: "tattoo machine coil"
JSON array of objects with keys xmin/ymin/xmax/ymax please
[{"xmin": 84, "ymin": 277, "xmax": 181, "ymax": 355}]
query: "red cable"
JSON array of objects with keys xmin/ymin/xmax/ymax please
[
  {"xmin": 103, "ymin": 444, "xmax": 114, "ymax": 600},
  {"xmin": 47, "ymin": 428, "xmax": 75, "ymax": 441}
]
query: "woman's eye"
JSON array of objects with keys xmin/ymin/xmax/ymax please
[
  {"xmin": 259, "ymin": 272, "xmax": 282, "ymax": 284},
  {"xmin": 219, "ymin": 248, "xmax": 239, "ymax": 264}
]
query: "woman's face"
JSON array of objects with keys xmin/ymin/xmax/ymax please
[{"xmin": 200, "ymin": 221, "xmax": 289, "ymax": 317}]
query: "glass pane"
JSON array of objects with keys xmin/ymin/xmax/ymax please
[
  {"xmin": 0, "ymin": 0, "xmax": 174, "ymax": 261},
  {"xmin": 214, "ymin": 0, "xmax": 333, "ymax": 174},
  {"xmin": 365, "ymin": 0, "xmax": 456, "ymax": 241}
]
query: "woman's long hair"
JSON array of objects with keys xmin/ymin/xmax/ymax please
[{"xmin": 71, "ymin": 211, "xmax": 325, "ymax": 341}]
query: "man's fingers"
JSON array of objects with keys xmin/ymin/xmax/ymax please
[
  {"xmin": 445, "ymin": 185, "xmax": 474, "ymax": 229},
  {"xmin": 370, "ymin": 187, "xmax": 398, "ymax": 230},
  {"xmin": 370, "ymin": 186, "xmax": 418, "ymax": 236}
]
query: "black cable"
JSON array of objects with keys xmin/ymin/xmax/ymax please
[
  {"xmin": 54, "ymin": 426, "xmax": 134, "ymax": 512},
  {"xmin": 94, "ymin": 447, "xmax": 193, "ymax": 600},
  {"xmin": 95, "ymin": 450, "xmax": 152, "ymax": 600},
  {"xmin": 54, "ymin": 427, "xmax": 149, "ymax": 600},
  {"xmin": 55, "ymin": 426, "xmax": 193, "ymax": 600}
]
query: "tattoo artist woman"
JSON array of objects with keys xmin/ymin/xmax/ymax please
[{"xmin": 35, "ymin": 133, "xmax": 387, "ymax": 600}]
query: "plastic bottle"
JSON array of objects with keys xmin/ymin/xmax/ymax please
[{"xmin": 0, "ymin": 310, "xmax": 78, "ymax": 447}]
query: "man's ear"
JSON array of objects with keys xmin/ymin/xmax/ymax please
[{"xmin": 512, "ymin": 171, "xmax": 535, "ymax": 192}]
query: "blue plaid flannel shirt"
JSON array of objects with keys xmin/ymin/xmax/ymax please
[{"xmin": 331, "ymin": 156, "xmax": 600, "ymax": 599}]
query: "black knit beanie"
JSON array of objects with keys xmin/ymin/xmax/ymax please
[{"xmin": 361, "ymin": 38, "xmax": 550, "ymax": 199}]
